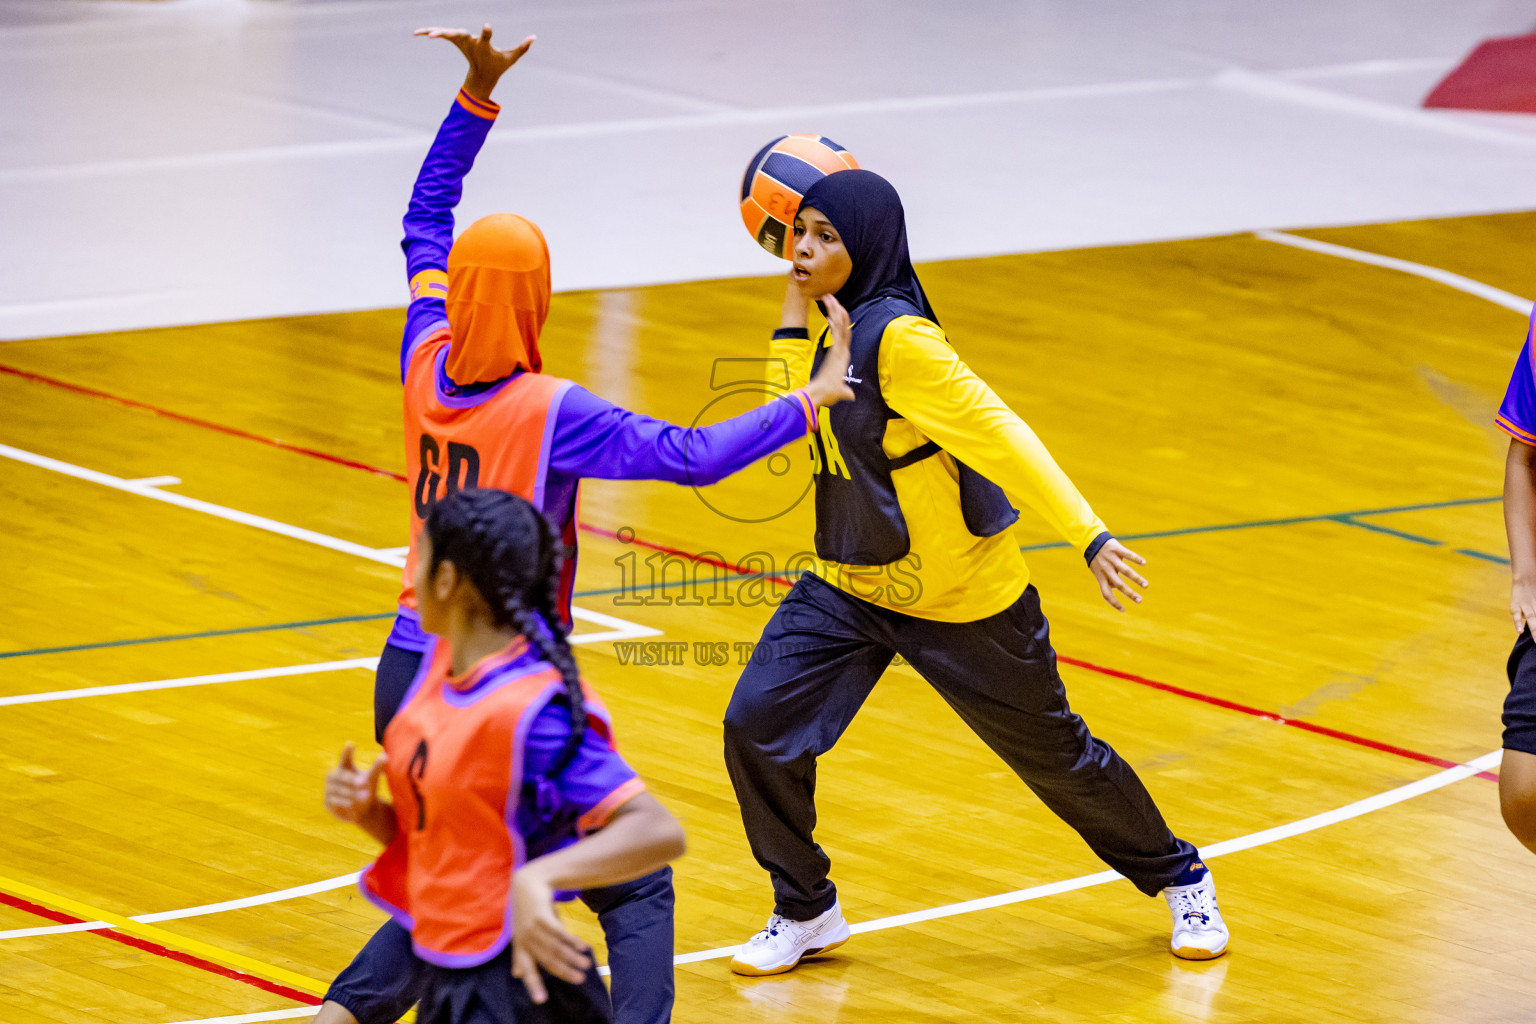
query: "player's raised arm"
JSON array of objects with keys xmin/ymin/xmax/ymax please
[{"xmin": 398, "ymin": 26, "xmax": 535, "ymax": 378}]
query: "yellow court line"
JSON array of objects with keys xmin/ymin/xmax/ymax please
[{"xmin": 0, "ymin": 870, "xmax": 330, "ymax": 997}]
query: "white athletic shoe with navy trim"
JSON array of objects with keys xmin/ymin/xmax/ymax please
[
  {"xmin": 1163, "ymin": 871, "xmax": 1229, "ymax": 960},
  {"xmin": 729, "ymin": 902, "xmax": 851, "ymax": 976}
]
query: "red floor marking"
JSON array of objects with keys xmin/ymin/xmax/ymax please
[
  {"xmin": 1, "ymin": 361, "xmax": 788, "ymax": 579},
  {"xmin": 1057, "ymin": 655, "xmax": 1500, "ymax": 781},
  {"xmin": 0, "ymin": 890, "xmax": 323, "ymax": 1006},
  {"xmin": 5, "ymin": 361, "xmax": 1497, "ymax": 779},
  {"xmin": 0, "ymin": 362, "xmax": 407, "ymax": 482},
  {"xmin": 578, "ymin": 521, "xmax": 797, "ymax": 586}
]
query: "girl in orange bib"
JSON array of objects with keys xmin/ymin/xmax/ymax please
[{"xmin": 325, "ymin": 488, "xmax": 685, "ymax": 1023}]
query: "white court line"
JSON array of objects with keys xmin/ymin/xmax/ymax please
[
  {"xmin": 0, "ymin": 76, "xmax": 1200, "ymax": 186},
  {"xmin": 0, "ymin": 873, "xmax": 362, "ymax": 941},
  {"xmin": 0, "ymin": 620, "xmax": 656, "ymax": 708},
  {"xmin": 1255, "ymin": 230, "xmax": 1535, "ymax": 316},
  {"xmin": 78, "ymin": 748, "xmax": 1508, "ymax": 1022},
  {"xmin": 151, "ymin": 1012, "xmax": 315, "ymax": 1024},
  {"xmin": 667, "ymin": 749, "xmax": 1503, "ymax": 966},
  {"xmin": 0, "ymin": 443, "xmax": 404, "ymax": 567},
  {"xmin": 0, "ymin": 442, "xmax": 661, "ymax": 643},
  {"xmin": 0, "ymin": 658, "xmax": 378, "ymax": 708},
  {"xmin": 1214, "ymin": 67, "xmax": 1536, "ymax": 151}
]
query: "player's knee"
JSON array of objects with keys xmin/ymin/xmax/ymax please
[
  {"xmin": 722, "ymin": 691, "xmax": 773, "ymax": 746},
  {"xmin": 1501, "ymin": 789, "xmax": 1536, "ymax": 849}
]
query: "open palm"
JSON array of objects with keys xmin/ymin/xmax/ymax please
[{"xmin": 414, "ymin": 24, "xmax": 535, "ymax": 100}]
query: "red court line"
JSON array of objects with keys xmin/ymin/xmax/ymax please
[
  {"xmin": 578, "ymin": 522, "xmax": 798, "ymax": 586},
  {"xmin": 0, "ymin": 890, "xmax": 322, "ymax": 1006},
  {"xmin": 0, "ymin": 361, "xmax": 788, "ymax": 580},
  {"xmin": 0, "ymin": 362, "xmax": 407, "ymax": 482},
  {"xmin": 1057, "ymin": 655, "xmax": 1500, "ymax": 781},
  {"xmin": 6, "ymin": 361, "xmax": 1494, "ymax": 778}
]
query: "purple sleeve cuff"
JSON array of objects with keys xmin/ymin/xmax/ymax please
[
  {"xmin": 1084, "ymin": 531, "xmax": 1113, "ymax": 564},
  {"xmin": 1499, "ymin": 336, "xmax": 1536, "ymax": 444},
  {"xmin": 547, "ymin": 384, "xmax": 810, "ymax": 484}
]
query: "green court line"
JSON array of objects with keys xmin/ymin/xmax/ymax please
[
  {"xmin": 1330, "ymin": 515, "xmax": 1445, "ymax": 546},
  {"xmin": 1454, "ymin": 547, "xmax": 1511, "ymax": 565},
  {"xmin": 4, "ymin": 493, "xmax": 1506, "ymax": 659},
  {"xmin": 1020, "ymin": 493, "xmax": 1502, "ymax": 553},
  {"xmin": 0, "ymin": 612, "xmax": 396, "ymax": 660}
]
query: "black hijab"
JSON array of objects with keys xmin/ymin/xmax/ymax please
[{"xmin": 798, "ymin": 169, "xmax": 938, "ymax": 325}]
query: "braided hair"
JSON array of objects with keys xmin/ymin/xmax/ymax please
[{"xmin": 424, "ymin": 488, "xmax": 586, "ymax": 777}]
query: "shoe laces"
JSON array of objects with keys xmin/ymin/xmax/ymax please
[
  {"xmin": 1165, "ymin": 882, "xmax": 1218, "ymax": 927},
  {"xmin": 749, "ymin": 914, "xmax": 795, "ymax": 945}
]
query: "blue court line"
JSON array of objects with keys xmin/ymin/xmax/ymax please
[{"xmin": 3, "ymin": 494, "xmax": 1507, "ymax": 659}]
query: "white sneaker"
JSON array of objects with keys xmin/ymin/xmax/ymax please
[
  {"xmin": 1162, "ymin": 870, "xmax": 1229, "ymax": 960},
  {"xmin": 729, "ymin": 902, "xmax": 851, "ymax": 976}
]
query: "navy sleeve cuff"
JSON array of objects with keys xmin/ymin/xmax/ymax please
[
  {"xmin": 772, "ymin": 327, "xmax": 810, "ymax": 340},
  {"xmin": 1083, "ymin": 531, "xmax": 1113, "ymax": 564}
]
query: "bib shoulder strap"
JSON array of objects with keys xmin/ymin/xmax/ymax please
[{"xmin": 888, "ymin": 440, "xmax": 941, "ymax": 471}]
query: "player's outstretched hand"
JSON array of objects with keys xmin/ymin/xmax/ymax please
[
  {"xmin": 803, "ymin": 293, "xmax": 856, "ymax": 409},
  {"xmin": 510, "ymin": 865, "xmax": 593, "ymax": 1003},
  {"xmin": 1089, "ymin": 538, "xmax": 1148, "ymax": 612},
  {"xmin": 415, "ymin": 24, "xmax": 535, "ymax": 102},
  {"xmin": 323, "ymin": 743, "xmax": 388, "ymax": 823}
]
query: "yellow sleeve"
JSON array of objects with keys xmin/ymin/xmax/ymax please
[
  {"xmin": 768, "ymin": 329, "xmax": 815, "ymax": 395},
  {"xmin": 879, "ymin": 316, "xmax": 1108, "ymax": 553}
]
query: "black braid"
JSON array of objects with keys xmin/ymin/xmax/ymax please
[{"xmin": 425, "ymin": 489, "xmax": 586, "ymax": 778}]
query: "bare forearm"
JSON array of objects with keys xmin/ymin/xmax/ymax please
[
  {"xmin": 1506, "ymin": 439, "xmax": 1536, "ymax": 581},
  {"xmin": 463, "ymin": 69, "xmax": 500, "ymax": 102},
  {"xmin": 357, "ymin": 801, "xmax": 398, "ymax": 847},
  {"xmin": 520, "ymin": 795, "xmax": 684, "ymax": 891}
]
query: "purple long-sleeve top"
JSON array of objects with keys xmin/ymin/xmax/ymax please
[{"xmin": 387, "ymin": 89, "xmax": 817, "ymax": 653}]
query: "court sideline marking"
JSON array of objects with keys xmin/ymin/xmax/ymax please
[
  {"xmin": 0, "ymin": 362, "xmax": 792, "ymax": 587},
  {"xmin": 0, "ymin": 638, "xmax": 1500, "ymax": 947},
  {"xmin": 0, "ymin": 873, "xmax": 328, "ymax": 1003},
  {"xmin": 1255, "ymin": 230, "xmax": 1534, "ymax": 315},
  {"xmin": 0, "ymin": 438, "xmax": 1497, "ymax": 785},
  {"xmin": 2, "ymin": 233, "xmax": 1519, "ymax": 1011},
  {"xmin": 0, "ymin": 442, "xmax": 661, "ymax": 646},
  {"xmin": 138, "ymin": 748, "xmax": 1503, "ymax": 1024},
  {"xmin": 0, "ymin": 604, "xmax": 665, "ymax": 707}
]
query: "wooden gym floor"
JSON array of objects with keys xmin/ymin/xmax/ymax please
[{"xmin": 1, "ymin": 211, "xmax": 1534, "ymax": 1024}]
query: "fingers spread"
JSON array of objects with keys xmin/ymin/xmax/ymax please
[{"xmin": 1115, "ymin": 562, "xmax": 1150, "ymax": 589}]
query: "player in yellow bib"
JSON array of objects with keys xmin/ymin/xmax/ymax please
[{"xmin": 723, "ymin": 168, "xmax": 1229, "ymax": 975}]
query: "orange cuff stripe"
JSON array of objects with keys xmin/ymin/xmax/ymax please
[
  {"xmin": 792, "ymin": 389, "xmax": 817, "ymax": 433},
  {"xmin": 456, "ymin": 89, "xmax": 501, "ymax": 119},
  {"xmin": 409, "ymin": 269, "xmax": 450, "ymax": 302},
  {"xmin": 1498, "ymin": 414, "xmax": 1536, "ymax": 446},
  {"xmin": 578, "ymin": 777, "xmax": 647, "ymax": 834}
]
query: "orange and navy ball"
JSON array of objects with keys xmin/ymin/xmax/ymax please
[{"xmin": 739, "ymin": 134, "xmax": 859, "ymax": 259}]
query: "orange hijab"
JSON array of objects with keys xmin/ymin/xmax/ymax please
[{"xmin": 444, "ymin": 213, "xmax": 550, "ymax": 382}]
